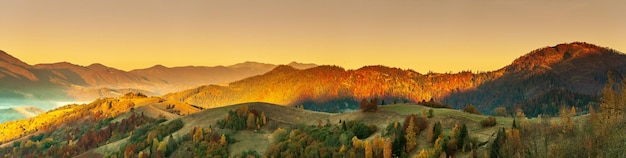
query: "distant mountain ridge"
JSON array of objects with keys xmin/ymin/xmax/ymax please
[
  {"xmin": 0, "ymin": 106, "xmax": 44, "ymax": 123},
  {"xmin": 0, "ymin": 50, "xmax": 317, "ymax": 110},
  {"xmin": 165, "ymin": 42, "xmax": 626, "ymax": 116}
]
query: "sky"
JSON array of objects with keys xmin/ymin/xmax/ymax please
[{"xmin": 1, "ymin": 0, "xmax": 625, "ymax": 73}]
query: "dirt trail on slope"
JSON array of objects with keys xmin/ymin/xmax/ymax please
[{"xmin": 136, "ymin": 103, "xmax": 180, "ymax": 120}]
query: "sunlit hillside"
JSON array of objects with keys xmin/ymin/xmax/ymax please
[
  {"xmin": 3, "ymin": 98, "xmax": 625, "ymax": 158},
  {"xmin": 0, "ymin": 92, "xmax": 200, "ymax": 145},
  {"xmin": 165, "ymin": 42, "xmax": 626, "ymax": 116},
  {"xmin": 0, "ymin": 50, "xmax": 317, "ymax": 113}
]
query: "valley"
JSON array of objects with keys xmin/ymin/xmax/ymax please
[{"xmin": 1, "ymin": 42, "xmax": 626, "ymax": 157}]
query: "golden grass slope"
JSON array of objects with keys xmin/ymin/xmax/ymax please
[
  {"xmin": 159, "ymin": 102, "xmax": 523, "ymax": 156},
  {"xmin": 0, "ymin": 95, "xmax": 200, "ymax": 145}
]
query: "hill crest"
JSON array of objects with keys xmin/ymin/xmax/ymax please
[
  {"xmin": 507, "ymin": 42, "xmax": 621, "ymax": 72},
  {"xmin": 165, "ymin": 42, "xmax": 626, "ymax": 117}
]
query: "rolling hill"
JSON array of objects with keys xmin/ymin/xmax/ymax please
[
  {"xmin": 165, "ymin": 42, "xmax": 626, "ymax": 116},
  {"xmin": 0, "ymin": 94, "xmax": 525, "ymax": 158},
  {"xmin": 3, "ymin": 41, "xmax": 626, "ymax": 157},
  {"xmin": 0, "ymin": 92, "xmax": 201, "ymax": 144}
]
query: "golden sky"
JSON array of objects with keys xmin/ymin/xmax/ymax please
[{"xmin": 1, "ymin": 0, "xmax": 624, "ymax": 73}]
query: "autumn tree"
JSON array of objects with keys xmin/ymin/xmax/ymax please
[
  {"xmin": 463, "ymin": 104, "xmax": 481, "ymax": 115},
  {"xmin": 427, "ymin": 122, "xmax": 442, "ymax": 143},
  {"xmin": 220, "ymin": 134, "xmax": 228, "ymax": 146},
  {"xmin": 360, "ymin": 98, "xmax": 379, "ymax": 112},
  {"xmin": 217, "ymin": 106, "xmax": 267, "ymax": 130},
  {"xmin": 383, "ymin": 138, "xmax": 392, "ymax": 158},
  {"xmin": 192, "ymin": 127, "xmax": 204, "ymax": 143},
  {"xmin": 124, "ymin": 144, "xmax": 137, "ymax": 158},
  {"xmin": 365, "ymin": 141, "xmax": 373, "ymax": 158},
  {"xmin": 600, "ymin": 71, "xmax": 617, "ymax": 120},
  {"xmin": 600, "ymin": 71, "xmax": 622, "ymax": 123},
  {"xmin": 587, "ymin": 105, "xmax": 599, "ymax": 134},
  {"xmin": 151, "ymin": 138, "xmax": 160, "ymax": 154},
  {"xmin": 493, "ymin": 107, "xmax": 509, "ymax": 117},
  {"xmin": 434, "ymin": 134, "xmax": 448, "ymax": 155},
  {"xmin": 504, "ymin": 129, "xmax": 522, "ymax": 156},
  {"xmin": 352, "ymin": 136, "xmax": 362, "ymax": 149},
  {"xmin": 372, "ymin": 136, "xmax": 384, "ymax": 158},
  {"xmin": 157, "ymin": 141, "xmax": 167, "ymax": 155},
  {"xmin": 247, "ymin": 113, "xmax": 256, "ymax": 129},
  {"xmin": 138, "ymin": 151, "xmax": 147, "ymax": 158},
  {"xmin": 416, "ymin": 149, "xmax": 437, "ymax": 158},
  {"xmin": 260, "ymin": 112, "xmax": 267, "ymax": 126},
  {"xmin": 559, "ymin": 107, "xmax": 573, "ymax": 134},
  {"xmin": 481, "ymin": 117, "xmax": 497, "ymax": 127},
  {"xmin": 404, "ymin": 117, "xmax": 418, "ymax": 152},
  {"xmin": 449, "ymin": 124, "xmax": 470, "ymax": 152}
]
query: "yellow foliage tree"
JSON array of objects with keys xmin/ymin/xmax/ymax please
[
  {"xmin": 147, "ymin": 131, "xmax": 158, "ymax": 144},
  {"xmin": 152, "ymin": 138, "xmax": 160, "ymax": 153},
  {"xmin": 339, "ymin": 145, "xmax": 347, "ymax": 153},
  {"xmin": 376, "ymin": 136, "xmax": 385, "ymax": 157},
  {"xmin": 352, "ymin": 136, "xmax": 362, "ymax": 150},
  {"xmin": 394, "ymin": 121, "xmax": 399, "ymax": 129},
  {"xmin": 138, "ymin": 151, "xmax": 147, "ymax": 158},
  {"xmin": 416, "ymin": 149, "xmax": 437, "ymax": 158},
  {"xmin": 383, "ymin": 138, "xmax": 392, "ymax": 158},
  {"xmin": 434, "ymin": 135, "xmax": 446, "ymax": 154},
  {"xmin": 493, "ymin": 107, "xmax": 509, "ymax": 117},
  {"xmin": 247, "ymin": 113, "xmax": 256, "ymax": 129},
  {"xmin": 405, "ymin": 117, "xmax": 418, "ymax": 152},
  {"xmin": 504, "ymin": 129, "xmax": 522, "ymax": 156},
  {"xmin": 365, "ymin": 141, "xmax": 373, "ymax": 158},
  {"xmin": 560, "ymin": 107, "xmax": 573, "ymax": 133},
  {"xmin": 237, "ymin": 105, "xmax": 249, "ymax": 117},
  {"xmin": 157, "ymin": 141, "xmax": 167, "ymax": 152},
  {"xmin": 515, "ymin": 109, "xmax": 528, "ymax": 129},
  {"xmin": 260, "ymin": 112, "xmax": 267, "ymax": 126},
  {"xmin": 192, "ymin": 127, "xmax": 204, "ymax": 143},
  {"xmin": 220, "ymin": 134, "xmax": 228, "ymax": 146},
  {"xmin": 600, "ymin": 71, "xmax": 621, "ymax": 124}
]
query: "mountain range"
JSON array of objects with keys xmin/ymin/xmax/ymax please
[
  {"xmin": 2, "ymin": 42, "xmax": 625, "ymax": 117},
  {"xmin": 1, "ymin": 42, "xmax": 625, "ymax": 157},
  {"xmin": 163, "ymin": 42, "xmax": 626, "ymax": 116},
  {"xmin": 0, "ymin": 51, "xmax": 316, "ymax": 110}
]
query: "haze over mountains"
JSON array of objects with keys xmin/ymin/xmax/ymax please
[
  {"xmin": 2, "ymin": 42, "xmax": 626, "ymax": 157},
  {"xmin": 0, "ymin": 50, "xmax": 316, "ymax": 110},
  {"xmin": 2, "ymin": 42, "xmax": 625, "ymax": 118}
]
